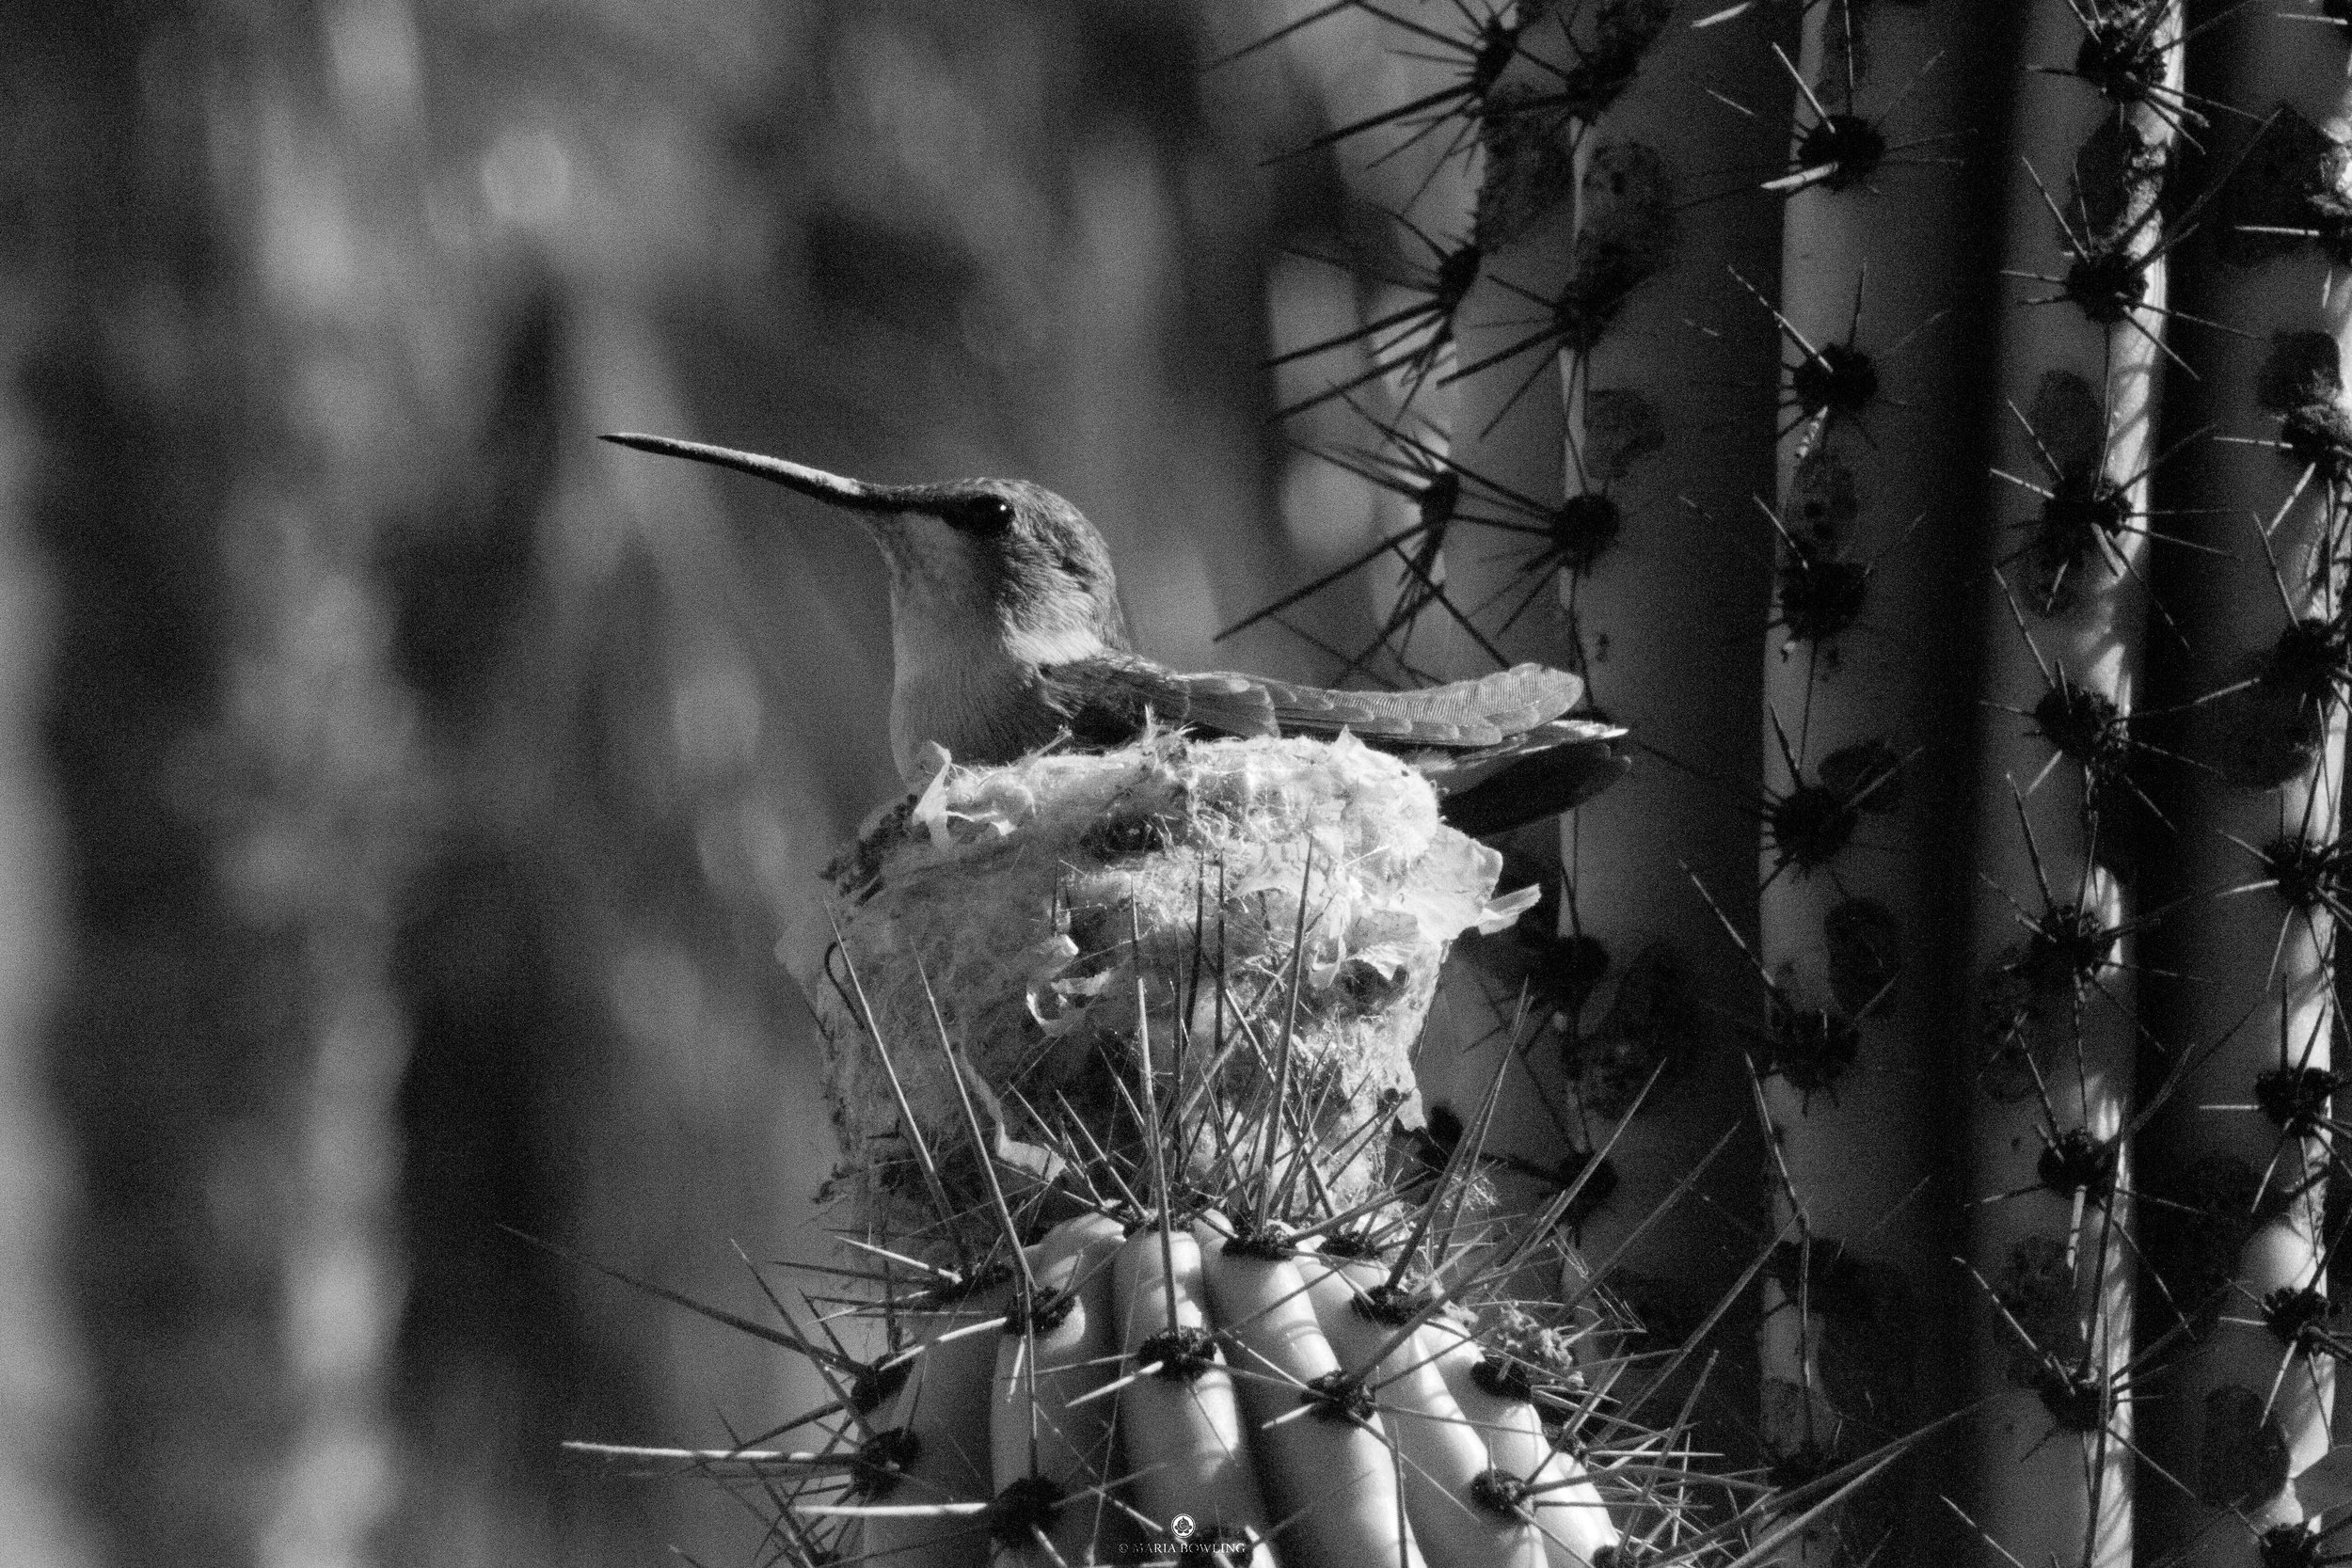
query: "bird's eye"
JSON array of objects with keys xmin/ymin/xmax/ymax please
[{"xmin": 955, "ymin": 496, "xmax": 1016, "ymax": 535}]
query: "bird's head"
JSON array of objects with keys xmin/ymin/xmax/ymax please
[{"xmin": 603, "ymin": 433, "xmax": 1127, "ymax": 663}]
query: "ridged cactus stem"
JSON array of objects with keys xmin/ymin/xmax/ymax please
[
  {"xmin": 1396, "ymin": 6, "xmax": 1797, "ymax": 1359},
  {"xmin": 1525, "ymin": 8, "xmax": 1783, "ymax": 1303},
  {"xmin": 1960, "ymin": 5, "xmax": 2181, "ymax": 1562},
  {"xmin": 1368, "ymin": 0, "xmax": 1681, "ymax": 1259},
  {"xmin": 1421, "ymin": 8, "xmax": 1610, "ymax": 1138},
  {"xmin": 2141, "ymin": 7, "xmax": 2352, "ymax": 1556},
  {"xmin": 1753, "ymin": 4, "xmax": 1997, "ymax": 1557}
]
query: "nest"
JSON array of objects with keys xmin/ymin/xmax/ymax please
[{"xmin": 809, "ymin": 731, "xmax": 1534, "ymax": 1250}]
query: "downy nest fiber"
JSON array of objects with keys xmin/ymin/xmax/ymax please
[{"xmin": 812, "ymin": 732, "xmax": 1536, "ymax": 1246}]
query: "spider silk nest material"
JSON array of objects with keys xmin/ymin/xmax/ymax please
[{"xmin": 813, "ymin": 730, "xmax": 1538, "ymax": 1247}]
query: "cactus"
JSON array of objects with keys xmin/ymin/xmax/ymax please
[
  {"xmin": 570, "ymin": 3, "xmax": 2352, "ymax": 1565},
  {"xmin": 1229, "ymin": 0, "xmax": 2352, "ymax": 1562},
  {"xmin": 1214, "ymin": 3, "xmax": 2352, "ymax": 1568}
]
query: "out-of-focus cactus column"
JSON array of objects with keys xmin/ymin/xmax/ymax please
[{"xmin": 8, "ymin": 9, "xmax": 433, "ymax": 1565}]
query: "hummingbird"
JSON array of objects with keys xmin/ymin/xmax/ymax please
[{"xmin": 602, "ymin": 433, "xmax": 1627, "ymax": 836}]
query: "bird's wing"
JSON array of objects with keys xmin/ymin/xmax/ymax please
[
  {"xmin": 1038, "ymin": 657, "xmax": 1591, "ymax": 749},
  {"xmin": 1035, "ymin": 654, "xmax": 1279, "ymax": 744},
  {"xmin": 1242, "ymin": 662, "xmax": 1587, "ymax": 748},
  {"xmin": 1036, "ymin": 655, "xmax": 1627, "ymax": 832}
]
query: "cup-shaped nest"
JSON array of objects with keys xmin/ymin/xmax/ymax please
[{"xmin": 811, "ymin": 732, "xmax": 1535, "ymax": 1254}]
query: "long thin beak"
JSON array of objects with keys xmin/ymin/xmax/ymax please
[{"xmin": 601, "ymin": 433, "xmax": 915, "ymax": 514}]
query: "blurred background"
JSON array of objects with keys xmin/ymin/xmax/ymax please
[{"xmin": 0, "ymin": 3, "xmax": 1493, "ymax": 1563}]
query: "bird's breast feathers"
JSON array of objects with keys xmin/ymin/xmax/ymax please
[{"xmin": 886, "ymin": 598, "xmax": 1100, "ymax": 776}]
